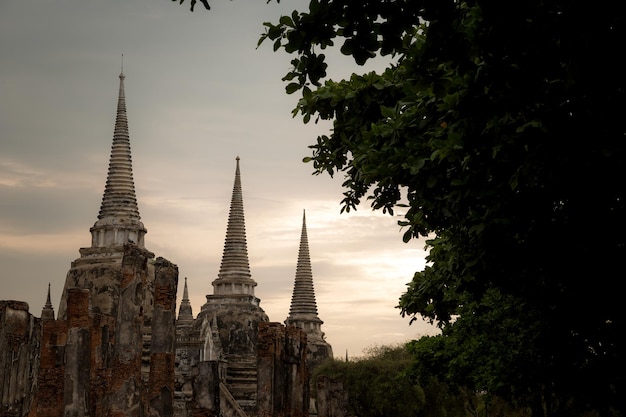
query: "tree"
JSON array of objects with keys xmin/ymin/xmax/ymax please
[
  {"xmin": 256, "ymin": 2, "xmax": 626, "ymax": 416},
  {"xmin": 314, "ymin": 344, "xmax": 428, "ymax": 417},
  {"xmin": 179, "ymin": 1, "xmax": 626, "ymax": 415},
  {"xmin": 315, "ymin": 343, "xmax": 528, "ymax": 417}
]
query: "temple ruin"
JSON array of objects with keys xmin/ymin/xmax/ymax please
[{"xmin": 0, "ymin": 71, "xmax": 334, "ymax": 417}]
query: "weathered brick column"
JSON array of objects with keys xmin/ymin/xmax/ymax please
[
  {"xmin": 315, "ymin": 376, "xmax": 350, "ymax": 417},
  {"xmin": 257, "ymin": 322, "xmax": 309, "ymax": 417},
  {"xmin": 64, "ymin": 289, "xmax": 92, "ymax": 417},
  {"xmin": 188, "ymin": 361, "xmax": 220, "ymax": 417},
  {"xmin": 104, "ymin": 245, "xmax": 153, "ymax": 417},
  {"xmin": 33, "ymin": 318, "xmax": 68, "ymax": 417},
  {"xmin": 146, "ymin": 257, "xmax": 179, "ymax": 417},
  {"xmin": 0, "ymin": 301, "xmax": 41, "ymax": 417}
]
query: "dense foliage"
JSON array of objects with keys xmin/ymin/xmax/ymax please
[
  {"xmin": 314, "ymin": 345, "xmax": 427, "ymax": 417},
  {"xmin": 256, "ymin": 2, "xmax": 626, "ymax": 416},
  {"xmin": 315, "ymin": 344, "xmax": 529, "ymax": 417},
  {"xmin": 179, "ymin": 1, "xmax": 626, "ymax": 416},
  {"xmin": 314, "ymin": 345, "xmax": 448, "ymax": 417}
]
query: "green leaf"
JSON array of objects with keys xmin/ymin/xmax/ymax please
[
  {"xmin": 285, "ymin": 82, "xmax": 301, "ymax": 94},
  {"xmin": 279, "ymin": 15, "xmax": 294, "ymax": 27}
]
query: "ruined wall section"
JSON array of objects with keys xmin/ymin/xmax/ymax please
[
  {"xmin": 195, "ymin": 297, "xmax": 269, "ymax": 413},
  {"xmin": 30, "ymin": 244, "xmax": 178, "ymax": 417},
  {"xmin": 198, "ymin": 298, "xmax": 268, "ymax": 358},
  {"xmin": 0, "ymin": 301, "xmax": 41, "ymax": 417},
  {"xmin": 57, "ymin": 249, "xmax": 122, "ymax": 321},
  {"xmin": 105, "ymin": 245, "xmax": 154, "ymax": 417},
  {"xmin": 187, "ymin": 361, "xmax": 221, "ymax": 417},
  {"xmin": 257, "ymin": 322, "xmax": 309, "ymax": 417},
  {"xmin": 174, "ymin": 320, "xmax": 201, "ymax": 408},
  {"xmin": 52, "ymin": 245, "xmax": 155, "ymax": 417},
  {"xmin": 145, "ymin": 257, "xmax": 179, "ymax": 417},
  {"xmin": 64, "ymin": 288, "xmax": 97, "ymax": 417},
  {"xmin": 314, "ymin": 376, "xmax": 351, "ymax": 417},
  {"xmin": 32, "ymin": 316, "xmax": 67, "ymax": 417},
  {"xmin": 305, "ymin": 339, "xmax": 333, "ymax": 379}
]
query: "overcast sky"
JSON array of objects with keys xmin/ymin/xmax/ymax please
[{"xmin": 0, "ymin": 0, "xmax": 438, "ymax": 358}]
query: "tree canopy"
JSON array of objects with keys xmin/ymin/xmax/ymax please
[
  {"xmin": 179, "ymin": 1, "xmax": 626, "ymax": 416},
  {"xmin": 313, "ymin": 344, "xmax": 430, "ymax": 417},
  {"xmin": 315, "ymin": 343, "xmax": 529, "ymax": 417},
  {"xmin": 259, "ymin": 2, "xmax": 626, "ymax": 415}
]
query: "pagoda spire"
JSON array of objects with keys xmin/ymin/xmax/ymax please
[
  {"xmin": 89, "ymin": 69, "xmax": 147, "ymax": 249},
  {"xmin": 177, "ymin": 277, "xmax": 194, "ymax": 322},
  {"xmin": 212, "ymin": 157, "xmax": 257, "ymax": 296},
  {"xmin": 286, "ymin": 210, "xmax": 333, "ymax": 366},
  {"xmin": 287, "ymin": 210, "xmax": 320, "ymax": 320},
  {"xmin": 41, "ymin": 282, "xmax": 55, "ymax": 321}
]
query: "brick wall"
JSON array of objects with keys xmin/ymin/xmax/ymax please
[
  {"xmin": 257, "ymin": 322, "xmax": 309, "ymax": 417},
  {"xmin": 0, "ymin": 301, "xmax": 41, "ymax": 417}
]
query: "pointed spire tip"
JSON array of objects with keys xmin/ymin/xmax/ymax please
[
  {"xmin": 44, "ymin": 282, "xmax": 53, "ymax": 310},
  {"xmin": 119, "ymin": 54, "xmax": 125, "ymax": 78}
]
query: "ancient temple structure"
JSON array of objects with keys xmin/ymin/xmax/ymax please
[
  {"xmin": 30, "ymin": 69, "xmax": 180, "ymax": 417},
  {"xmin": 0, "ymin": 71, "xmax": 334, "ymax": 417}
]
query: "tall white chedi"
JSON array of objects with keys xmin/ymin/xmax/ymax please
[
  {"xmin": 89, "ymin": 70, "xmax": 147, "ymax": 249},
  {"xmin": 57, "ymin": 70, "xmax": 154, "ymax": 320}
]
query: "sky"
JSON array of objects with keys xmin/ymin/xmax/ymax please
[{"xmin": 0, "ymin": 0, "xmax": 439, "ymax": 358}]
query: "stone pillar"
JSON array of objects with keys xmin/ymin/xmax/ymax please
[
  {"xmin": 315, "ymin": 376, "xmax": 350, "ymax": 417},
  {"xmin": 34, "ymin": 318, "xmax": 68, "ymax": 417},
  {"xmin": 88, "ymin": 314, "xmax": 115, "ymax": 417},
  {"xmin": 257, "ymin": 322, "xmax": 309, "ymax": 417},
  {"xmin": 146, "ymin": 257, "xmax": 179, "ymax": 417},
  {"xmin": 188, "ymin": 361, "xmax": 220, "ymax": 417},
  {"xmin": 104, "ymin": 245, "xmax": 153, "ymax": 417},
  {"xmin": 284, "ymin": 325, "xmax": 309, "ymax": 417},
  {"xmin": 64, "ymin": 289, "xmax": 92, "ymax": 417},
  {"xmin": 257, "ymin": 323, "xmax": 281, "ymax": 416},
  {"xmin": 0, "ymin": 301, "xmax": 41, "ymax": 417}
]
